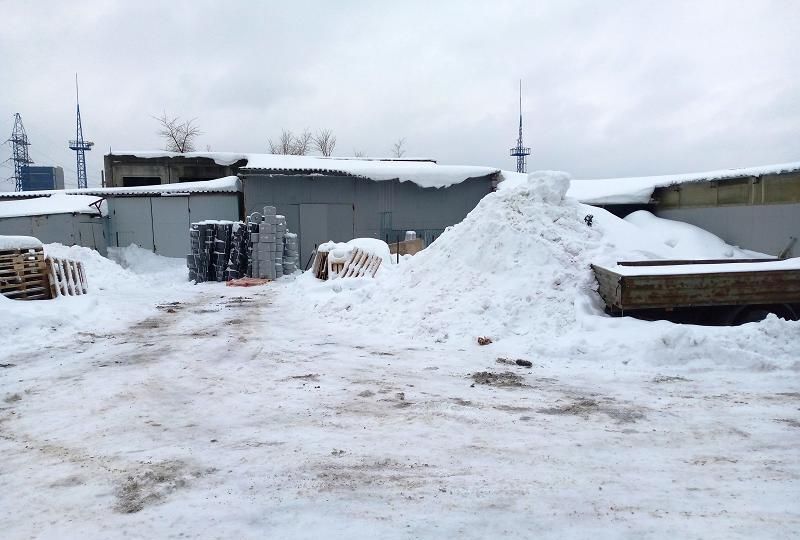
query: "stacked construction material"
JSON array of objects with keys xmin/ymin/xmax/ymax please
[
  {"xmin": 283, "ymin": 232, "xmax": 299, "ymax": 274},
  {"xmin": 188, "ymin": 220, "xmax": 249, "ymax": 283},
  {"xmin": 249, "ymin": 206, "xmax": 285, "ymax": 280},
  {"xmin": 188, "ymin": 211, "xmax": 299, "ymax": 283}
]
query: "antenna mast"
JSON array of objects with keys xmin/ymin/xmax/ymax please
[
  {"xmin": 508, "ymin": 80, "xmax": 531, "ymax": 173},
  {"xmin": 69, "ymin": 74, "xmax": 94, "ymax": 189}
]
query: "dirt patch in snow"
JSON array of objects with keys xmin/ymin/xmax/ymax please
[
  {"xmin": 314, "ymin": 458, "xmax": 434, "ymax": 492},
  {"xmin": 470, "ymin": 371, "xmax": 527, "ymax": 387},
  {"xmin": 288, "ymin": 373, "xmax": 320, "ymax": 382},
  {"xmin": 538, "ymin": 397, "xmax": 646, "ymax": 423},
  {"xmin": 114, "ymin": 460, "xmax": 213, "ymax": 514},
  {"xmin": 774, "ymin": 418, "xmax": 800, "ymax": 428},
  {"xmin": 653, "ymin": 375, "xmax": 691, "ymax": 383}
]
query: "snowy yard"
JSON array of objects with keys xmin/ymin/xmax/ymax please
[{"xmin": 2, "ymin": 175, "xmax": 798, "ymax": 539}]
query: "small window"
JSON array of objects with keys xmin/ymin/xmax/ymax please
[{"xmin": 122, "ymin": 176, "xmax": 161, "ymax": 187}]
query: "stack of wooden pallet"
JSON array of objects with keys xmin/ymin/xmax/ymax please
[{"xmin": 0, "ymin": 245, "xmax": 51, "ymax": 300}]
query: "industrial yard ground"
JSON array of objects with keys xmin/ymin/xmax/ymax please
[{"xmin": 1, "ymin": 174, "xmax": 798, "ymax": 539}]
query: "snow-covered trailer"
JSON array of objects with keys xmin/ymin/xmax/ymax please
[{"xmin": 592, "ymin": 258, "xmax": 800, "ymax": 325}]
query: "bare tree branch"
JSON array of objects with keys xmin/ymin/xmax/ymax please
[
  {"xmin": 153, "ymin": 112, "xmax": 201, "ymax": 153},
  {"xmin": 292, "ymin": 129, "xmax": 313, "ymax": 156},
  {"xmin": 313, "ymin": 129, "xmax": 337, "ymax": 157},
  {"xmin": 390, "ymin": 137, "xmax": 407, "ymax": 158}
]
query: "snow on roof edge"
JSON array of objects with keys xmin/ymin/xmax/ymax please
[
  {"xmin": 106, "ymin": 151, "xmax": 500, "ymax": 189},
  {"xmin": 76, "ymin": 176, "xmax": 241, "ymax": 196},
  {"xmin": 568, "ymin": 161, "xmax": 800, "ymax": 205},
  {"xmin": 0, "ymin": 194, "xmax": 106, "ymax": 219}
]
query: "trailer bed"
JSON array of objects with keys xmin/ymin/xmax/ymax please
[{"xmin": 592, "ymin": 258, "xmax": 800, "ymax": 312}]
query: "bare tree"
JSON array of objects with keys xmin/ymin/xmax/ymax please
[
  {"xmin": 390, "ymin": 137, "xmax": 407, "ymax": 158},
  {"xmin": 268, "ymin": 129, "xmax": 296, "ymax": 154},
  {"xmin": 154, "ymin": 112, "xmax": 201, "ymax": 153},
  {"xmin": 292, "ymin": 129, "xmax": 313, "ymax": 156},
  {"xmin": 353, "ymin": 149, "xmax": 365, "ymax": 158},
  {"xmin": 268, "ymin": 128, "xmax": 314, "ymax": 155},
  {"xmin": 313, "ymin": 128, "xmax": 337, "ymax": 157}
]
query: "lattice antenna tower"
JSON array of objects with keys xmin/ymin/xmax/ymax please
[
  {"xmin": 508, "ymin": 80, "xmax": 531, "ymax": 173},
  {"xmin": 69, "ymin": 74, "xmax": 94, "ymax": 189},
  {"xmin": 6, "ymin": 113, "xmax": 34, "ymax": 191}
]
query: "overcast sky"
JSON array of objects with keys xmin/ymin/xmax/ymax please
[{"xmin": 1, "ymin": 0, "xmax": 798, "ymax": 189}]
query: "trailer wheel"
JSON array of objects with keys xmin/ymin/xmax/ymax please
[{"xmin": 729, "ymin": 304, "xmax": 798, "ymax": 326}]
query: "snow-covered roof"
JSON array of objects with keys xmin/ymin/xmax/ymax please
[
  {"xmin": 0, "ymin": 194, "xmax": 105, "ymax": 219},
  {"xmin": 76, "ymin": 176, "xmax": 241, "ymax": 196},
  {"xmin": 108, "ymin": 150, "xmax": 249, "ymax": 166},
  {"xmin": 0, "ymin": 177, "xmax": 239, "ymax": 201},
  {"xmin": 241, "ymin": 154, "xmax": 498, "ymax": 189},
  {"xmin": 106, "ymin": 151, "xmax": 500, "ymax": 189},
  {"xmin": 568, "ymin": 161, "xmax": 800, "ymax": 205}
]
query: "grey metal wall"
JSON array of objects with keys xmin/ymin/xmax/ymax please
[
  {"xmin": 106, "ymin": 193, "xmax": 240, "ymax": 257},
  {"xmin": 656, "ymin": 203, "xmax": 800, "ymax": 258},
  {"xmin": 241, "ymin": 174, "xmax": 493, "ymax": 265},
  {"xmin": 0, "ymin": 213, "xmax": 107, "ymax": 254}
]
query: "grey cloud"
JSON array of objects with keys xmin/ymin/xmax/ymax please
[{"xmin": 1, "ymin": 0, "xmax": 798, "ymax": 189}]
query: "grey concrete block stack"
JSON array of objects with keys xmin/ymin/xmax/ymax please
[
  {"xmin": 249, "ymin": 206, "xmax": 285, "ymax": 280},
  {"xmin": 283, "ymin": 232, "xmax": 299, "ymax": 274}
]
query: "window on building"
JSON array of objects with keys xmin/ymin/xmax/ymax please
[{"xmin": 122, "ymin": 177, "xmax": 162, "ymax": 187}]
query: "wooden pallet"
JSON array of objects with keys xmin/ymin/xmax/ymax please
[
  {"xmin": 312, "ymin": 247, "xmax": 382, "ymax": 280},
  {"xmin": 0, "ymin": 247, "xmax": 52, "ymax": 300},
  {"xmin": 47, "ymin": 257, "xmax": 88, "ymax": 298}
]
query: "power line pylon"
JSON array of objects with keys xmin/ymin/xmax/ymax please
[
  {"xmin": 6, "ymin": 113, "xmax": 34, "ymax": 191},
  {"xmin": 69, "ymin": 75, "xmax": 94, "ymax": 189}
]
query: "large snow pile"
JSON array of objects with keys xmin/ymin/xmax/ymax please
[
  {"xmin": 297, "ymin": 172, "xmax": 603, "ymax": 343},
  {"xmin": 292, "ymin": 171, "xmax": 786, "ymax": 352}
]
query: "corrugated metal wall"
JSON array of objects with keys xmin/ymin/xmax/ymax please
[
  {"xmin": 241, "ymin": 174, "xmax": 493, "ymax": 265},
  {"xmin": 0, "ymin": 213, "xmax": 107, "ymax": 254},
  {"xmin": 656, "ymin": 203, "xmax": 800, "ymax": 258},
  {"xmin": 107, "ymin": 193, "xmax": 240, "ymax": 257}
]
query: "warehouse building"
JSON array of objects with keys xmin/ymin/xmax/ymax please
[
  {"xmin": 0, "ymin": 192, "xmax": 106, "ymax": 252},
  {"xmin": 105, "ymin": 152, "xmax": 500, "ymax": 264},
  {"xmin": 104, "ymin": 152, "xmax": 246, "ymax": 187},
  {"xmin": 0, "ymin": 178, "xmax": 240, "ymax": 257},
  {"xmin": 76, "ymin": 178, "xmax": 241, "ymax": 257},
  {"xmin": 568, "ymin": 161, "xmax": 800, "ymax": 258}
]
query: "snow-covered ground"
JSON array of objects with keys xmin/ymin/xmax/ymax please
[{"xmin": 1, "ymin": 173, "xmax": 798, "ymax": 539}]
